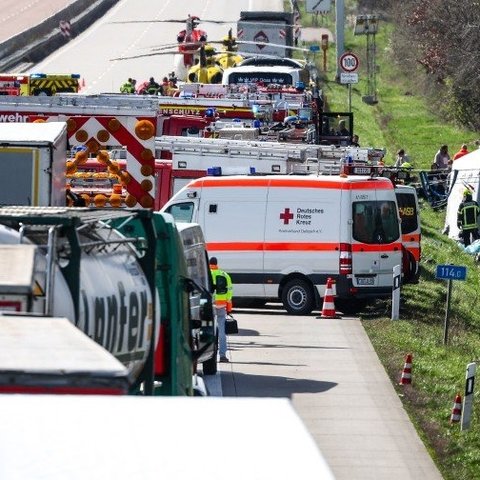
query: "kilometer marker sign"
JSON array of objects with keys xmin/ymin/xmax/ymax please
[{"xmin": 339, "ymin": 52, "xmax": 359, "ymax": 72}]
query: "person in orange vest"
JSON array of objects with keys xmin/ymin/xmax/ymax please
[
  {"xmin": 209, "ymin": 256, "xmax": 233, "ymax": 363},
  {"xmin": 453, "ymin": 144, "xmax": 469, "ymax": 161}
]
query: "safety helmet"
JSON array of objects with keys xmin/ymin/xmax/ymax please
[{"xmin": 190, "ymin": 15, "xmax": 200, "ymax": 27}]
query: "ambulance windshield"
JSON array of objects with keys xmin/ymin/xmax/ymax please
[
  {"xmin": 395, "ymin": 192, "xmax": 418, "ymax": 234},
  {"xmin": 165, "ymin": 202, "xmax": 194, "ymax": 223},
  {"xmin": 352, "ymin": 201, "xmax": 399, "ymax": 244}
]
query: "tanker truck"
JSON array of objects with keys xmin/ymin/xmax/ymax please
[{"xmin": 0, "ymin": 207, "xmax": 216, "ymax": 395}]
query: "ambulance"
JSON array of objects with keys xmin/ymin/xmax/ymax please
[{"xmin": 162, "ymin": 174, "xmax": 402, "ymax": 315}]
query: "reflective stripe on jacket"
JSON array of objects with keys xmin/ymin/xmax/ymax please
[{"xmin": 458, "ymin": 201, "xmax": 480, "ymax": 230}]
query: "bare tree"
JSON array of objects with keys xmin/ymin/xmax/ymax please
[{"xmin": 388, "ymin": 0, "xmax": 480, "ymax": 129}]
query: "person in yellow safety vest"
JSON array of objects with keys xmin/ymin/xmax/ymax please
[
  {"xmin": 120, "ymin": 78, "xmax": 135, "ymax": 94},
  {"xmin": 209, "ymin": 256, "xmax": 233, "ymax": 363},
  {"xmin": 457, "ymin": 190, "xmax": 480, "ymax": 246}
]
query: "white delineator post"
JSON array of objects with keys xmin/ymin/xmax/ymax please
[
  {"xmin": 391, "ymin": 264, "xmax": 401, "ymax": 320},
  {"xmin": 461, "ymin": 362, "xmax": 476, "ymax": 431}
]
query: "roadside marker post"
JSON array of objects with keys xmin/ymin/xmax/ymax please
[
  {"xmin": 435, "ymin": 264, "xmax": 467, "ymax": 345},
  {"xmin": 461, "ymin": 362, "xmax": 476, "ymax": 431},
  {"xmin": 391, "ymin": 264, "xmax": 401, "ymax": 320}
]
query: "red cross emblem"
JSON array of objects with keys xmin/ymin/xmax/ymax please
[{"xmin": 280, "ymin": 208, "xmax": 294, "ymax": 225}]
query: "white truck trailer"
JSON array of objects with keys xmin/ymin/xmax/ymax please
[{"xmin": 0, "ymin": 122, "xmax": 67, "ymax": 207}]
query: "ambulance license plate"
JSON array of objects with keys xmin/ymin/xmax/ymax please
[
  {"xmin": 356, "ymin": 276, "xmax": 375, "ymax": 286},
  {"xmin": 353, "ymin": 167, "xmax": 371, "ymax": 175}
]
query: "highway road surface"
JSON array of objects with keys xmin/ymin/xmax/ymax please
[
  {"xmin": 0, "ymin": 0, "xmax": 78, "ymax": 43},
  {"xmin": 29, "ymin": 0, "xmax": 284, "ymax": 94},
  {"xmin": 2, "ymin": 1, "xmax": 445, "ymax": 478},
  {"xmin": 206, "ymin": 306, "xmax": 444, "ymax": 480}
]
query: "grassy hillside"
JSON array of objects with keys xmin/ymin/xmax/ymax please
[{"xmin": 295, "ymin": 5, "xmax": 480, "ymax": 479}]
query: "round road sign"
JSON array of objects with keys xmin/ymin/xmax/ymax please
[{"xmin": 339, "ymin": 52, "xmax": 359, "ymax": 72}]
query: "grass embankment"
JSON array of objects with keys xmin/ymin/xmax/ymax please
[{"xmin": 294, "ymin": 5, "xmax": 480, "ymax": 479}]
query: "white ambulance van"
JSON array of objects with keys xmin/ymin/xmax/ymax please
[{"xmin": 162, "ymin": 174, "xmax": 402, "ymax": 315}]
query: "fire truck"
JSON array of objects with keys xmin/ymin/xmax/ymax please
[
  {"xmin": 159, "ymin": 84, "xmax": 310, "ymax": 122},
  {"xmin": 0, "ymin": 73, "xmax": 81, "ymax": 96},
  {"xmin": 0, "ymin": 95, "xmax": 160, "ymax": 208}
]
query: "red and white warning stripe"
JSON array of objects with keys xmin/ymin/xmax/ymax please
[
  {"xmin": 320, "ymin": 278, "xmax": 337, "ymax": 318},
  {"xmin": 450, "ymin": 394, "xmax": 462, "ymax": 423},
  {"xmin": 59, "ymin": 20, "xmax": 71, "ymax": 38},
  {"xmin": 399, "ymin": 354, "xmax": 412, "ymax": 385},
  {"xmin": 60, "ymin": 115, "xmax": 156, "ymax": 207}
]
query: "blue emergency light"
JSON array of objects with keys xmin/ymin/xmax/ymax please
[
  {"xmin": 207, "ymin": 166, "xmax": 222, "ymax": 176},
  {"xmin": 249, "ymin": 167, "xmax": 256, "ymax": 174},
  {"xmin": 205, "ymin": 108, "xmax": 216, "ymax": 118}
]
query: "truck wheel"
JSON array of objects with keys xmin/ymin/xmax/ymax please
[
  {"xmin": 203, "ymin": 336, "xmax": 218, "ymax": 375},
  {"xmin": 281, "ymin": 278, "xmax": 315, "ymax": 315}
]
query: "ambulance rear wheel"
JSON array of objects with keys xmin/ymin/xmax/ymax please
[{"xmin": 281, "ymin": 278, "xmax": 315, "ymax": 315}]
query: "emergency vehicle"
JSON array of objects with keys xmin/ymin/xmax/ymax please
[
  {"xmin": 156, "ymin": 135, "xmax": 322, "ymax": 195},
  {"xmin": 72, "ymin": 135, "xmax": 322, "ymax": 209},
  {"xmin": 0, "ymin": 95, "xmax": 159, "ymax": 208},
  {"xmin": 0, "ymin": 73, "xmax": 81, "ymax": 96},
  {"xmin": 395, "ymin": 183, "xmax": 421, "ymax": 282},
  {"xmin": 222, "ymin": 59, "xmax": 309, "ymax": 88},
  {"xmin": 162, "ymin": 174, "xmax": 403, "ymax": 315},
  {"xmin": 296, "ymin": 159, "xmax": 421, "ymax": 283}
]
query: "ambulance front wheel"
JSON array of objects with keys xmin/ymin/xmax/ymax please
[{"xmin": 281, "ymin": 278, "xmax": 315, "ymax": 315}]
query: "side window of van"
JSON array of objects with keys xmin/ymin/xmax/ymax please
[
  {"xmin": 353, "ymin": 201, "xmax": 399, "ymax": 244},
  {"xmin": 165, "ymin": 202, "xmax": 194, "ymax": 223}
]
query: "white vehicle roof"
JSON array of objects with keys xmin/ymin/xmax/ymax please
[
  {"xmin": 0, "ymin": 314, "xmax": 127, "ymax": 374},
  {"xmin": 0, "ymin": 395, "xmax": 334, "ymax": 480},
  {"xmin": 224, "ymin": 65, "xmax": 301, "ymax": 75},
  {"xmin": 222, "ymin": 65, "xmax": 301, "ymax": 85},
  {"xmin": 0, "ymin": 121, "xmax": 66, "ymax": 144}
]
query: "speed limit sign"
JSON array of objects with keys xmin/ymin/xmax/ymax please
[{"xmin": 339, "ymin": 52, "xmax": 359, "ymax": 72}]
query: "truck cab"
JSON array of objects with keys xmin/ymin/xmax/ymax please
[{"xmin": 176, "ymin": 223, "xmax": 218, "ymax": 375}]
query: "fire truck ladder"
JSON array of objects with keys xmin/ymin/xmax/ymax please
[
  {"xmin": 156, "ymin": 135, "xmax": 321, "ymax": 163},
  {"xmin": 0, "ymin": 94, "xmax": 159, "ymax": 115}
]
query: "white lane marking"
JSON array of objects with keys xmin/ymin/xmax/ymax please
[{"xmin": 0, "ymin": 0, "xmax": 43, "ymax": 25}]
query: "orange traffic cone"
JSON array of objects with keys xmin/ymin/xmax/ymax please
[
  {"xmin": 399, "ymin": 353, "xmax": 413, "ymax": 385},
  {"xmin": 450, "ymin": 394, "xmax": 462, "ymax": 424},
  {"xmin": 320, "ymin": 278, "xmax": 338, "ymax": 318}
]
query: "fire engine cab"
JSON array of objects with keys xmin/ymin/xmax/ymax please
[{"xmin": 0, "ymin": 73, "xmax": 81, "ymax": 96}]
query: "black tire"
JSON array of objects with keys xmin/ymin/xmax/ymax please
[
  {"xmin": 281, "ymin": 278, "xmax": 315, "ymax": 315},
  {"xmin": 402, "ymin": 251, "xmax": 417, "ymax": 283},
  {"xmin": 202, "ymin": 335, "xmax": 218, "ymax": 375}
]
